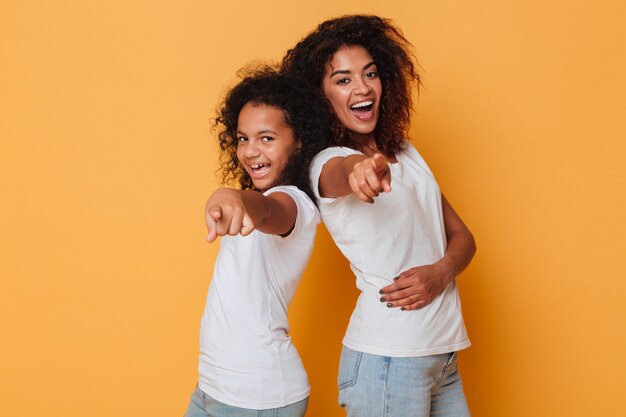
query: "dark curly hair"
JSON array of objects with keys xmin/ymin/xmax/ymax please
[
  {"xmin": 281, "ymin": 15, "xmax": 420, "ymax": 157},
  {"xmin": 214, "ymin": 65, "xmax": 332, "ymax": 202}
]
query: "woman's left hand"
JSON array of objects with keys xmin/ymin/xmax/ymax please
[
  {"xmin": 379, "ymin": 261, "xmax": 454, "ymax": 311},
  {"xmin": 380, "ymin": 195, "xmax": 476, "ymax": 311}
]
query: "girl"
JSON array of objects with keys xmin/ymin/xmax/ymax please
[
  {"xmin": 282, "ymin": 15, "xmax": 476, "ymax": 416},
  {"xmin": 184, "ymin": 67, "xmax": 331, "ymax": 417}
]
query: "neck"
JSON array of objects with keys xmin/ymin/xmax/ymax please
[{"xmin": 351, "ymin": 132, "xmax": 378, "ymax": 156}]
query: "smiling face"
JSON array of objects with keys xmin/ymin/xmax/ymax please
[
  {"xmin": 235, "ymin": 102, "xmax": 299, "ymax": 192},
  {"xmin": 322, "ymin": 45, "xmax": 383, "ymax": 144}
]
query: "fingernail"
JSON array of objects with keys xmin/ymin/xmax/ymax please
[
  {"xmin": 393, "ymin": 276, "xmax": 399, "ymax": 281},
  {"xmin": 380, "ymin": 296, "xmax": 386, "ymax": 302},
  {"xmin": 379, "ymin": 289, "xmax": 384, "ymax": 294},
  {"xmin": 401, "ymin": 307, "xmax": 406, "ymax": 311},
  {"xmin": 386, "ymin": 303, "xmax": 393, "ymax": 308}
]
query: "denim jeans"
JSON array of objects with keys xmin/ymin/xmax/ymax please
[
  {"xmin": 338, "ymin": 346, "xmax": 470, "ymax": 417},
  {"xmin": 184, "ymin": 386, "xmax": 309, "ymax": 417}
]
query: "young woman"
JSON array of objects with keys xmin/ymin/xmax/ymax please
[
  {"xmin": 282, "ymin": 15, "xmax": 476, "ymax": 416},
  {"xmin": 184, "ymin": 67, "xmax": 331, "ymax": 417}
]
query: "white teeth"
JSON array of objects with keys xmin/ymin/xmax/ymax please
[
  {"xmin": 351, "ymin": 101, "xmax": 373, "ymax": 109},
  {"xmin": 251, "ymin": 163, "xmax": 268, "ymax": 169}
]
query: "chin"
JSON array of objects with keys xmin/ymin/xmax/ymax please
[
  {"xmin": 252, "ymin": 179, "xmax": 273, "ymax": 191},
  {"xmin": 351, "ymin": 126, "xmax": 376, "ymax": 136}
]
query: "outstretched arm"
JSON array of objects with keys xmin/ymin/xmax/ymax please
[
  {"xmin": 205, "ymin": 188, "xmax": 297, "ymax": 243},
  {"xmin": 379, "ymin": 195, "xmax": 476, "ymax": 311},
  {"xmin": 319, "ymin": 153, "xmax": 391, "ymax": 203}
]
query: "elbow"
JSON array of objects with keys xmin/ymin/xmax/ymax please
[
  {"xmin": 468, "ymin": 230, "xmax": 477, "ymax": 260},
  {"xmin": 453, "ymin": 227, "xmax": 476, "ymax": 260}
]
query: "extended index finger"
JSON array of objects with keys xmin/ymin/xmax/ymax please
[
  {"xmin": 206, "ymin": 216, "xmax": 219, "ymax": 243},
  {"xmin": 372, "ymin": 154, "xmax": 392, "ymax": 192}
]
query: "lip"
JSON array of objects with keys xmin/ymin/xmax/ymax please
[{"xmin": 351, "ymin": 107, "xmax": 375, "ymax": 121}]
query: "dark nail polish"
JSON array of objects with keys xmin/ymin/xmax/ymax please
[
  {"xmin": 393, "ymin": 276, "xmax": 399, "ymax": 281},
  {"xmin": 387, "ymin": 303, "xmax": 393, "ymax": 308},
  {"xmin": 401, "ymin": 307, "xmax": 406, "ymax": 311},
  {"xmin": 380, "ymin": 296, "xmax": 386, "ymax": 302},
  {"xmin": 379, "ymin": 289, "xmax": 384, "ymax": 294}
]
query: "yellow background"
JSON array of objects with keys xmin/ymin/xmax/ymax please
[{"xmin": 2, "ymin": 0, "xmax": 625, "ymax": 416}]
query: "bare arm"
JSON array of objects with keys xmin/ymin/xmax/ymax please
[
  {"xmin": 437, "ymin": 195, "xmax": 476, "ymax": 278},
  {"xmin": 205, "ymin": 188, "xmax": 297, "ymax": 243},
  {"xmin": 379, "ymin": 195, "xmax": 476, "ymax": 311},
  {"xmin": 319, "ymin": 153, "xmax": 391, "ymax": 203}
]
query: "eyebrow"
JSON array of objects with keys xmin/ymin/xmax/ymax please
[
  {"xmin": 236, "ymin": 129, "xmax": 279, "ymax": 135},
  {"xmin": 330, "ymin": 61, "xmax": 376, "ymax": 78}
]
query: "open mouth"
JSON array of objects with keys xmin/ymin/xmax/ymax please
[
  {"xmin": 350, "ymin": 100, "xmax": 374, "ymax": 120},
  {"xmin": 249, "ymin": 163, "xmax": 270, "ymax": 178}
]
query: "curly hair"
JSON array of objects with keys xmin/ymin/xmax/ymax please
[
  {"xmin": 213, "ymin": 65, "xmax": 333, "ymax": 202},
  {"xmin": 281, "ymin": 15, "xmax": 420, "ymax": 157}
]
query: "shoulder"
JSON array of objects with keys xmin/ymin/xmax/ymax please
[
  {"xmin": 264, "ymin": 185, "xmax": 314, "ymax": 207},
  {"xmin": 397, "ymin": 140, "xmax": 417, "ymax": 156},
  {"xmin": 397, "ymin": 141, "xmax": 427, "ymax": 163},
  {"xmin": 309, "ymin": 146, "xmax": 363, "ymax": 180},
  {"xmin": 312, "ymin": 146, "xmax": 363, "ymax": 166},
  {"xmin": 397, "ymin": 140, "xmax": 436, "ymax": 176}
]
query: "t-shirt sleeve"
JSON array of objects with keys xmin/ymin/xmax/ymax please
[
  {"xmin": 309, "ymin": 147, "xmax": 363, "ymax": 205},
  {"xmin": 263, "ymin": 185, "xmax": 320, "ymax": 241}
]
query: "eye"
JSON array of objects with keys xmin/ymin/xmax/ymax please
[
  {"xmin": 237, "ymin": 136, "xmax": 248, "ymax": 142},
  {"xmin": 261, "ymin": 136, "xmax": 274, "ymax": 142},
  {"xmin": 337, "ymin": 78, "xmax": 350, "ymax": 85},
  {"xmin": 365, "ymin": 70, "xmax": 378, "ymax": 79}
]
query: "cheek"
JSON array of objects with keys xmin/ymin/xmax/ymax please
[
  {"xmin": 326, "ymin": 93, "xmax": 349, "ymax": 125},
  {"xmin": 323, "ymin": 84, "xmax": 342, "ymax": 109},
  {"xmin": 325, "ymin": 89, "xmax": 343, "ymax": 111},
  {"xmin": 278, "ymin": 146, "xmax": 295, "ymax": 164},
  {"xmin": 375, "ymin": 80, "xmax": 383, "ymax": 96}
]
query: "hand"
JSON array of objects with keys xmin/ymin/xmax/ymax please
[
  {"xmin": 379, "ymin": 261, "xmax": 454, "ymax": 311},
  {"xmin": 205, "ymin": 190, "xmax": 255, "ymax": 243},
  {"xmin": 348, "ymin": 153, "xmax": 391, "ymax": 203}
]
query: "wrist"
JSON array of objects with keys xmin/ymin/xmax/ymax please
[
  {"xmin": 343, "ymin": 154, "xmax": 369, "ymax": 177},
  {"xmin": 436, "ymin": 256, "xmax": 457, "ymax": 285},
  {"xmin": 241, "ymin": 190, "xmax": 270, "ymax": 225}
]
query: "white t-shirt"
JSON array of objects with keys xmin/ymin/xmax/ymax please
[
  {"xmin": 310, "ymin": 143, "xmax": 470, "ymax": 357},
  {"xmin": 198, "ymin": 185, "xmax": 320, "ymax": 409}
]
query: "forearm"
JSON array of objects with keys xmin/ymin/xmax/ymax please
[
  {"xmin": 319, "ymin": 155, "xmax": 369, "ymax": 198},
  {"xmin": 237, "ymin": 190, "xmax": 272, "ymax": 227},
  {"xmin": 437, "ymin": 229, "xmax": 476, "ymax": 283},
  {"xmin": 205, "ymin": 188, "xmax": 296, "ymax": 237},
  {"xmin": 435, "ymin": 195, "xmax": 476, "ymax": 283},
  {"xmin": 238, "ymin": 189, "xmax": 297, "ymax": 236}
]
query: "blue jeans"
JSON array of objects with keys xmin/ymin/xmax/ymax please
[
  {"xmin": 184, "ymin": 386, "xmax": 309, "ymax": 417},
  {"xmin": 338, "ymin": 346, "xmax": 470, "ymax": 417}
]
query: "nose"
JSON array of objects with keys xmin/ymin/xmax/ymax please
[
  {"xmin": 243, "ymin": 139, "xmax": 261, "ymax": 158},
  {"xmin": 354, "ymin": 77, "xmax": 372, "ymax": 95}
]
